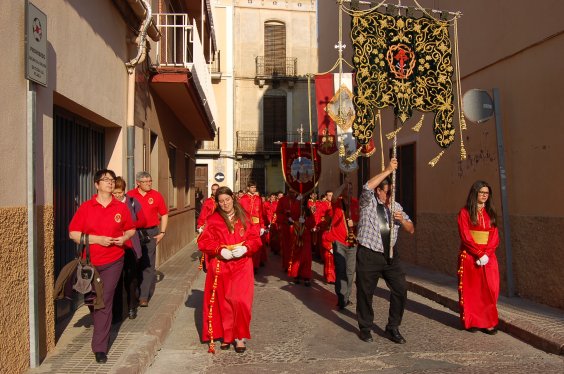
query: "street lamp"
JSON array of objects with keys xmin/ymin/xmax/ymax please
[{"xmin": 462, "ymin": 88, "xmax": 514, "ymax": 297}]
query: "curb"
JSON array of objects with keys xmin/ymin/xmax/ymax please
[{"xmin": 406, "ymin": 279, "xmax": 564, "ymax": 356}]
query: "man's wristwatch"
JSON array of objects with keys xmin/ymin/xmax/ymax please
[{"xmin": 160, "ymin": 231, "xmax": 166, "ymax": 235}]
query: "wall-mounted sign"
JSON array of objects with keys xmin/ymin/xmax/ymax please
[
  {"xmin": 214, "ymin": 172, "xmax": 225, "ymax": 182},
  {"xmin": 25, "ymin": 2, "xmax": 48, "ymax": 87}
]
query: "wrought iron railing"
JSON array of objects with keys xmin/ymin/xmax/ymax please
[
  {"xmin": 154, "ymin": 13, "xmax": 193, "ymax": 67},
  {"xmin": 236, "ymin": 131, "xmax": 317, "ymax": 153},
  {"xmin": 255, "ymin": 56, "xmax": 297, "ymax": 77}
]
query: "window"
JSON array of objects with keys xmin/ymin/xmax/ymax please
[
  {"xmin": 168, "ymin": 144, "xmax": 177, "ymax": 208},
  {"xmin": 239, "ymin": 167, "xmax": 266, "ymax": 196},
  {"xmin": 264, "ymin": 21, "xmax": 286, "ymax": 75},
  {"xmin": 263, "ymin": 94, "xmax": 287, "ymax": 150}
]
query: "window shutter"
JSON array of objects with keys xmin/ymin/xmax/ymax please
[{"xmin": 265, "ymin": 22, "xmax": 286, "ymax": 75}]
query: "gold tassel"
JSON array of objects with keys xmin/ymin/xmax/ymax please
[
  {"xmin": 411, "ymin": 114, "xmax": 425, "ymax": 132},
  {"xmin": 385, "ymin": 126, "xmax": 402, "ymax": 140},
  {"xmin": 460, "ymin": 139, "xmax": 467, "ymax": 160},
  {"xmin": 428, "ymin": 150, "xmax": 445, "ymax": 167},
  {"xmin": 345, "ymin": 146, "xmax": 363, "ymax": 163},
  {"xmin": 338, "ymin": 143, "xmax": 346, "ymax": 157},
  {"xmin": 460, "ymin": 113, "xmax": 467, "ymax": 131}
]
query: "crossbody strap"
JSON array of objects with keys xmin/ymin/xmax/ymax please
[{"xmin": 76, "ymin": 233, "xmax": 91, "ymax": 264}]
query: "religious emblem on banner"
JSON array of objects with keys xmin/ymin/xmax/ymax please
[
  {"xmin": 281, "ymin": 142, "xmax": 321, "ymax": 195},
  {"xmin": 315, "ymin": 73, "xmax": 376, "ymax": 170},
  {"xmin": 315, "ymin": 74, "xmax": 339, "ymax": 155},
  {"xmin": 351, "ymin": 11, "xmax": 455, "ymax": 149}
]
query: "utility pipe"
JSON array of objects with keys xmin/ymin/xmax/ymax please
[
  {"xmin": 125, "ymin": 0, "xmax": 153, "ymax": 74},
  {"xmin": 125, "ymin": 0, "xmax": 154, "ymax": 186}
]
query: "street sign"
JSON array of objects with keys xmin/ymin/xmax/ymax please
[
  {"xmin": 462, "ymin": 89, "xmax": 494, "ymax": 124},
  {"xmin": 214, "ymin": 172, "xmax": 225, "ymax": 182},
  {"xmin": 25, "ymin": 2, "xmax": 48, "ymax": 87}
]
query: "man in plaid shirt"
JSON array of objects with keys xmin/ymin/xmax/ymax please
[{"xmin": 355, "ymin": 158, "xmax": 415, "ymax": 344}]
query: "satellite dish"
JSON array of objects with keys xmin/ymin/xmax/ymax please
[{"xmin": 462, "ymin": 89, "xmax": 494, "ymax": 124}]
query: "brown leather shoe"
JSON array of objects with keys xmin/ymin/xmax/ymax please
[{"xmin": 139, "ymin": 299, "xmax": 149, "ymax": 307}]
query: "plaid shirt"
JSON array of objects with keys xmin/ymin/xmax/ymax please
[{"xmin": 356, "ymin": 183, "xmax": 411, "ymax": 253}]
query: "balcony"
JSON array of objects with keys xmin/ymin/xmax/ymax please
[
  {"xmin": 149, "ymin": 13, "xmax": 218, "ymax": 140},
  {"xmin": 255, "ymin": 56, "xmax": 298, "ymax": 81},
  {"xmin": 236, "ymin": 131, "xmax": 318, "ymax": 155},
  {"xmin": 196, "ymin": 128, "xmax": 220, "ymax": 156}
]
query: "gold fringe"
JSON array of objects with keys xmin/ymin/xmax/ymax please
[
  {"xmin": 385, "ymin": 126, "xmax": 402, "ymax": 140},
  {"xmin": 198, "ymin": 254, "xmax": 205, "ymax": 270},
  {"xmin": 428, "ymin": 150, "xmax": 445, "ymax": 167},
  {"xmin": 411, "ymin": 114, "xmax": 425, "ymax": 132}
]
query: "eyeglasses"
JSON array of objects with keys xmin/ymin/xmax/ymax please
[
  {"xmin": 112, "ymin": 191, "xmax": 124, "ymax": 196},
  {"xmin": 98, "ymin": 178, "xmax": 116, "ymax": 184},
  {"xmin": 478, "ymin": 191, "xmax": 490, "ymax": 196},
  {"xmin": 138, "ymin": 180, "xmax": 152, "ymax": 184}
]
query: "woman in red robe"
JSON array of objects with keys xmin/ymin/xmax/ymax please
[
  {"xmin": 457, "ymin": 180, "xmax": 500, "ymax": 334},
  {"xmin": 198, "ymin": 187, "xmax": 262, "ymax": 353}
]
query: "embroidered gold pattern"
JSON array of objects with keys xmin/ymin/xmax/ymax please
[{"xmin": 351, "ymin": 11, "xmax": 455, "ymax": 149}]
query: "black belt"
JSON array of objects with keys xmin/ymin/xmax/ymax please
[{"xmin": 144, "ymin": 226, "xmax": 158, "ymax": 230}]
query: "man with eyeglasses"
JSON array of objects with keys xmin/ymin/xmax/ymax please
[
  {"xmin": 127, "ymin": 171, "xmax": 168, "ymax": 307},
  {"xmin": 355, "ymin": 158, "xmax": 415, "ymax": 344}
]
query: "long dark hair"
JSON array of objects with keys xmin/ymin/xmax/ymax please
[
  {"xmin": 465, "ymin": 180, "xmax": 497, "ymax": 227},
  {"xmin": 214, "ymin": 186, "xmax": 247, "ymax": 232}
]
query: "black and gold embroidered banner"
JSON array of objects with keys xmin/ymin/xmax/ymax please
[{"xmin": 351, "ymin": 11, "xmax": 455, "ymax": 148}]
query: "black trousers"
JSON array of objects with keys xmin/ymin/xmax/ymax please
[
  {"xmin": 355, "ymin": 245, "xmax": 407, "ymax": 332},
  {"xmin": 139, "ymin": 227, "xmax": 159, "ymax": 300}
]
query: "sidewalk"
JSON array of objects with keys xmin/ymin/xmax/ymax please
[
  {"xmin": 29, "ymin": 241, "xmax": 203, "ymax": 374},
  {"xmin": 404, "ymin": 263, "xmax": 564, "ymax": 355},
  {"xmin": 30, "ymin": 244, "xmax": 564, "ymax": 373}
]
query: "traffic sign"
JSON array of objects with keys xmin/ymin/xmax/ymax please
[{"xmin": 214, "ymin": 172, "xmax": 225, "ymax": 182}]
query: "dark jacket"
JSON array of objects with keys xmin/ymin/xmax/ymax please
[{"xmin": 54, "ymin": 258, "xmax": 105, "ymax": 310}]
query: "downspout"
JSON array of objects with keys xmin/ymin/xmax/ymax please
[{"xmin": 125, "ymin": 0, "xmax": 152, "ymax": 187}]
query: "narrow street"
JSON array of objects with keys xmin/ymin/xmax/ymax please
[{"xmin": 147, "ymin": 254, "xmax": 564, "ymax": 373}]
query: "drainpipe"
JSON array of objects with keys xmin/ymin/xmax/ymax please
[
  {"xmin": 125, "ymin": 0, "xmax": 152, "ymax": 186},
  {"xmin": 125, "ymin": 0, "xmax": 152, "ymax": 74}
]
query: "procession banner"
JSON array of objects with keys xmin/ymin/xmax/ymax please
[
  {"xmin": 281, "ymin": 142, "xmax": 321, "ymax": 195},
  {"xmin": 351, "ymin": 11, "xmax": 456, "ymax": 149}
]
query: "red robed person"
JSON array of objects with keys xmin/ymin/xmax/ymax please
[
  {"xmin": 238, "ymin": 181, "xmax": 266, "ymax": 270},
  {"xmin": 198, "ymin": 186, "xmax": 262, "ymax": 353}
]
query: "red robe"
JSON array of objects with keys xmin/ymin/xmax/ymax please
[
  {"xmin": 276, "ymin": 195, "xmax": 301, "ymax": 270},
  {"xmin": 316, "ymin": 200, "xmax": 332, "ymax": 260},
  {"xmin": 263, "ymin": 200, "xmax": 278, "ymax": 250},
  {"xmin": 457, "ymin": 207, "xmax": 500, "ymax": 329},
  {"xmin": 239, "ymin": 193, "xmax": 265, "ymax": 269},
  {"xmin": 288, "ymin": 214, "xmax": 315, "ymax": 279},
  {"xmin": 197, "ymin": 212, "xmax": 262, "ymax": 344},
  {"xmin": 197, "ymin": 197, "xmax": 217, "ymax": 230}
]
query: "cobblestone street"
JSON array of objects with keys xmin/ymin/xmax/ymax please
[{"xmin": 147, "ymin": 254, "xmax": 564, "ymax": 373}]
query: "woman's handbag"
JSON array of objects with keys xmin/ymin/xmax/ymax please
[{"xmin": 73, "ymin": 234, "xmax": 95, "ymax": 295}]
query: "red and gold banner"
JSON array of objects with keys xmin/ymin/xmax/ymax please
[
  {"xmin": 315, "ymin": 74, "xmax": 338, "ymax": 155},
  {"xmin": 281, "ymin": 142, "xmax": 321, "ymax": 195}
]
